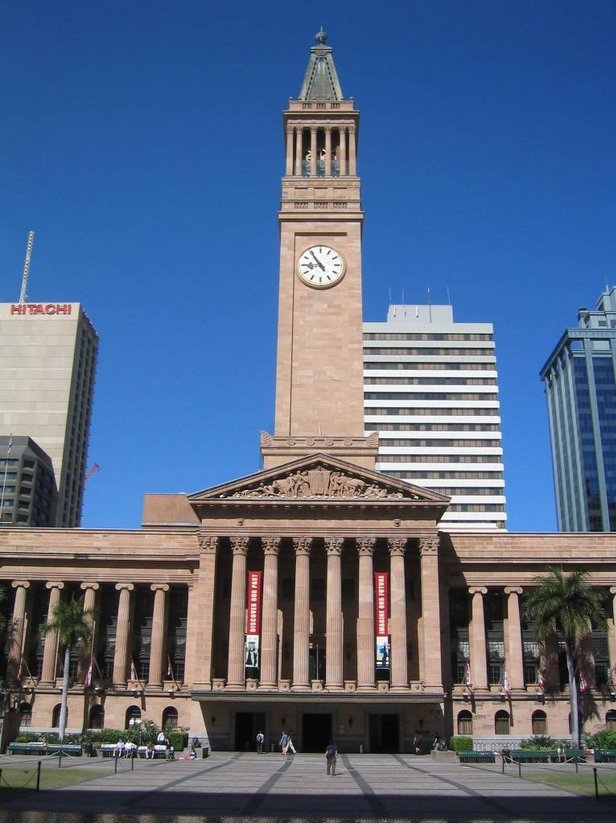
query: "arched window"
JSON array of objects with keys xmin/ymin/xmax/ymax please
[
  {"xmin": 606, "ymin": 710, "xmax": 616, "ymax": 730},
  {"xmin": 162, "ymin": 706, "xmax": 178, "ymax": 730},
  {"xmin": 89, "ymin": 705, "xmax": 105, "ymax": 729},
  {"xmin": 532, "ymin": 710, "xmax": 547, "ymax": 735},
  {"xmin": 457, "ymin": 710, "xmax": 472, "ymax": 736},
  {"xmin": 18, "ymin": 702, "xmax": 32, "ymax": 727},
  {"xmin": 52, "ymin": 704, "xmax": 63, "ymax": 728},
  {"xmin": 125, "ymin": 705, "xmax": 141, "ymax": 729},
  {"xmin": 495, "ymin": 710, "xmax": 510, "ymax": 735}
]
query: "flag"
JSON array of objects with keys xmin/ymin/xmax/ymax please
[
  {"xmin": 84, "ymin": 656, "xmax": 93, "ymax": 687},
  {"xmin": 7, "ymin": 435, "xmax": 12, "ymax": 454},
  {"xmin": 537, "ymin": 668, "xmax": 545, "ymax": 691},
  {"xmin": 464, "ymin": 661, "xmax": 472, "ymax": 688},
  {"xmin": 579, "ymin": 670, "xmax": 589, "ymax": 693},
  {"xmin": 167, "ymin": 656, "xmax": 173, "ymax": 679},
  {"xmin": 502, "ymin": 668, "xmax": 510, "ymax": 696},
  {"xmin": 130, "ymin": 659, "xmax": 138, "ymax": 681},
  {"xmin": 16, "ymin": 656, "xmax": 23, "ymax": 681}
]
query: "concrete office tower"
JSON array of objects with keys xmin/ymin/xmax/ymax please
[
  {"xmin": 364, "ymin": 304, "xmax": 506, "ymax": 531},
  {"xmin": 0, "ymin": 302, "xmax": 98, "ymax": 526},
  {"xmin": 0, "ymin": 436, "xmax": 56, "ymax": 527},
  {"xmin": 540, "ymin": 286, "xmax": 616, "ymax": 532}
]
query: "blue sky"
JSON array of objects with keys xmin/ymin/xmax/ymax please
[{"xmin": 1, "ymin": 1, "xmax": 615, "ymax": 531}]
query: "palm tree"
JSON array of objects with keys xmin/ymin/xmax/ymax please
[
  {"xmin": 41, "ymin": 595, "xmax": 93, "ymax": 741},
  {"xmin": 523, "ymin": 566, "xmax": 606, "ymax": 748}
]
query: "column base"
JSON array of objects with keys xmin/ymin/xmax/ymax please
[
  {"xmin": 224, "ymin": 683, "xmax": 246, "ymax": 692},
  {"xmin": 291, "ymin": 683, "xmax": 310, "ymax": 692},
  {"xmin": 357, "ymin": 685, "xmax": 377, "ymax": 692}
]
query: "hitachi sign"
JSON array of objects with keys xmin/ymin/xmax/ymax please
[{"xmin": 10, "ymin": 303, "xmax": 72, "ymax": 316}]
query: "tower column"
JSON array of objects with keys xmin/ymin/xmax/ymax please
[
  {"xmin": 40, "ymin": 582, "xmax": 64, "ymax": 683},
  {"xmin": 292, "ymin": 537, "xmax": 311, "ymax": 689},
  {"xmin": 8, "ymin": 581, "xmax": 30, "ymax": 683},
  {"xmin": 148, "ymin": 584, "xmax": 169, "ymax": 688},
  {"xmin": 325, "ymin": 537, "xmax": 344, "ymax": 690},
  {"xmin": 419, "ymin": 537, "xmax": 443, "ymax": 689},
  {"xmin": 504, "ymin": 587, "xmax": 524, "ymax": 689},
  {"xmin": 325, "ymin": 127, "xmax": 332, "ymax": 176},
  {"xmin": 348, "ymin": 125, "xmax": 357, "ymax": 175},
  {"xmin": 357, "ymin": 538, "xmax": 376, "ymax": 690},
  {"xmin": 286, "ymin": 127, "xmax": 294, "ymax": 175},
  {"xmin": 338, "ymin": 126, "xmax": 346, "ymax": 175},
  {"xmin": 310, "ymin": 127, "xmax": 317, "ymax": 176},
  {"xmin": 113, "ymin": 583, "xmax": 134, "ymax": 686},
  {"xmin": 389, "ymin": 539, "xmax": 408, "ymax": 690},
  {"xmin": 185, "ymin": 536, "xmax": 218, "ymax": 687},
  {"xmin": 260, "ymin": 537, "xmax": 280, "ymax": 688},
  {"xmin": 294, "ymin": 127, "xmax": 302, "ymax": 176},
  {"xmin": 80, "ymin": 582, "xmax": 99, "ymax": 684},
  {"xmin": 227, "ymin": 537, "xmax": 249, "ymax": 689},
  {"xmin": 469, "ymin": 587, "xmax": 488, "ymax": 689},
  {"xmin": 608, "ymin": 588, "xmax": 616, "ymax": 684}
]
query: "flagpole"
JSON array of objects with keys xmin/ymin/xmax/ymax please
[{"xmin": 0, "ymin": 435, "xmax": 13, "ymax": 523}]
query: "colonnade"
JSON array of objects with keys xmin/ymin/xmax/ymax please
[
  {"xmin": 285, "ymin": 123, "xmax": 357, "ymax": 177},
  {"xmin": 220, "ymin": 534, "xmax": 441, "ymax": 692}
]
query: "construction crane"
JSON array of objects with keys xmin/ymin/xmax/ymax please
[
  {"xmin": 84, "ymin": 463, "xmax": 100, "ymax": 483},
  {"xmin": 18, "ymin": 231, "xmax": 35, "ymax": 304}
]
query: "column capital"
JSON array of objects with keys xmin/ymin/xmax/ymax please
[
  {"xmin": 198, "ymin": 535, "xmax": 218, "ymax": 554},
  {"xmin": 115, "ymin": 583, "xmax": 134, "ymax": 592},
  {"xmin": 325, "ymin": 537, "xmax": 344, "ymax": 556},
  {"xmin": 469, "ymin": 586, "xmax": 487, "ymax": 596},
  {"xmin": 150, "ymin": 583, "xmax": 170, "ymax": 593},
  {"xmin": 388, "ymin": 537, "xmax": 407, "ymax": 556},
  {"xmin": 610, "ymin": 587, "xmax": 616, "ymax": 596},
  {"xmin": 46, "ymin": 581, "xmax": 65, "ymax": 591},
  {"xmin": 230, "ymin": 536, "xmax": 249, "ymax": 555},
  {"xmin": 357, "ymin": 537, "xmax": 376, "ymax": 556},
  {"xmin": 80, "ymin": 582, "xmax": 99, "ymax": 592},
  {"xmin": 262, "ymin": 537, "xmax": 281, "ymax": 555},
  {"xmin": 419, "ymin": 537, "xmax": 439, "ymax": 556},
  {"xmin": 11, "ymin": 580, "xmax": 30, "ymax": 590},
  {"xmin": 293, "ymin": 536, "xmax": 312, "ymax": 556},
  {"xmin": 504, "ymin": 586, "xmax": 523, "ymax": 596}
]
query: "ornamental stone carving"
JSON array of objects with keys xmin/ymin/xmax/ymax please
[
  {"xmin": 225, "ymin": 465, "xmax": 408, "ymax": 500},
  {"xmin": 419, "ymin": 537, "xmax": 439, "ymax": 556},
  {"xmin": 325, "ymin": 537, "xmax": 344, "ymax": 555},
  {"xmin": 262, "ymin": 537, "xmax": 281, "ymax": 555},
  {"xmin": 388, "ymin": 538, "xmax": 407, "ymax": 556},
  {"xmin": 357, "ymin": 537, "xmax": 376, "ymax": 555},
  {"xmin": 293, "ymin": 536, "xmax": 312, "ymax": 555},
  {"xmin": 230, "ymin": 537, "xmax": 249, "ymax": 555},
  {"xmin": 198, "ymin": 535, "xmax": 218, "ymax": 554}
]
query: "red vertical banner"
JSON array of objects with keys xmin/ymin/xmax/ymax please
[
  {"xmin": 245, "ymin": 571, "xmax": 262, "ymax": 670},
  {"xmin": 374, "ymin": 572, "xmax": 390, "ymax": 668}
]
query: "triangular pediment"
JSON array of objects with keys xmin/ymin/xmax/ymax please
[{"xmin": 188, "ymin": 453, "xmax": 449, "ymax": 506}]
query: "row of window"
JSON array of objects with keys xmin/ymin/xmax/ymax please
[
  {"xmin": 365, "ymin": 333, "xmax": 493, "ymax": 342},
  {"xmin": 366, "ymin": 408, "xmax": 498, "ymax": 417},
  {"xmin": 376, "ymin": 423, "xmax": 500, "ymax": 432},
  {"xmin": 382, "ymin": 470, "xmax": 504, "ymax": 480},
  {"xmin": 365, "ymin": 377, "xmax": 496, "ymax": 386},
  {"xmin": 366, "ymin": 393, "xmax": 497, "ymax": 401},
  {"xmin": 365, "ymin": 347, "xmax": 495, "ymax": 357},
  {"xmin": 380, "ymin": 439, "xmax": 500, "ymax": 447},
  {"xmin": 365, "ymin": 362, "xmax": 493, "ymax": 370},
  {"xmin": 380, "ymin": 455, "xmax": 500, "ymax": 464},
  {"xmin": 19, "ymin": 702, "xmax": 179, "ymax": 732}
]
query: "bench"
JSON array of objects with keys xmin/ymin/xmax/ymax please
[
  {"xmin": 509, "ymin": 750, "xmax": 555, "ymax": 763},
  {"xmin": 594, "ymin": 749, "xmax": 616, "ymax": 763},
  {"xmin": 100, "ymin": 743, "xmax": 168, "ymax": 759},
  {"xmin": 458, "ymin": 751, "xmax": 496, "ymax": 764},
  {"xmin": 8, "ymin": 742, "xmax": 82, "ymax": 756}
]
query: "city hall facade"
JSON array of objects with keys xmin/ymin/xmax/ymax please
[{"xmin": 2, "ymin": 35, "xmax": 616, "ymax": 753}]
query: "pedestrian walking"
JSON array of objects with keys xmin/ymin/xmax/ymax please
[
  {"xmin": 325, "ymin": 741, "xmax": 338, "ymax": 775},
  {"xmin": 256, "ymin": 731, "xmax": 265, "ymax": 753},
  {"xmin": 279, "ymin": 730, "xmax": 290, "ymax": 754}
]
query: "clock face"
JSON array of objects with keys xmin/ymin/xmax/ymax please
[{"xmin": 297, "ymin": 245, "xmax": 346, "ymax": 288}]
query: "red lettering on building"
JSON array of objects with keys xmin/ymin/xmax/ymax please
[{"xmin": 9, "ymin": 304, "xmax": 72, "ymax": 316}]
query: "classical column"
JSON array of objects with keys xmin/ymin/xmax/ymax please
[
  {"xmin": 8, "ymin": 581, "xmax": 30, "ymax": 683},
  {"xmin": 419, "ymin": 537, "xmax": 443, "ymax": 689},
  {"xmin": 389, "ymin": 539, "xmax": 408, "ymax": 690},
  {"xmin": 227, "ymin": 536, "xmax": 249, "ymax": 689},
  {"xmin": 185, "ymin": 536, "xmax": 218, "ymax": 687},
  {"xmin": 80, "ymin": 582, "xmax": 99, "ymax": 683},
  {"xmin": 608, "ymin": 588, "xmax": 616, "ymax": 686},
  {"xmin": 113, "ymin": 584, "xmax": 134, "ymax": 686},
  {"xmin": 357, "ymin": 538, "xmax": 376, "ymax": 690},
  {"xmin": 348, "ymin": 125, "xmax": 357, "ymax": 175},
  {"xmin": 338, "ymin": 127, "xmax": 346, "ymax": 175},
  {"xmin": 148, "ymin": 584, "xmax": 169, "ymax": 688},
  {"xmin": 310, "ymin": 127, "xmax": 317, "ymax": 176},
  {"xmin": 40, "ymin": 582, "xmax": 64, "ymax": 683},
  {"xmin": 504, "ymin": 587, "xmax": 524, "ymax": 689},
  {"xmin": 294, "ymin": 127, "xmax": 302, "ymax": 176},
  {"xmin": 469, "ymin": 587, "xmax": 488, "ymax": 689},
  {"xmin": 292, "ymin": 536, "xmax": 311, "ymax": 690},
  {"xmin": 260, "ymin": 537, "xmax": 280, "ymax": 688},
  {"xmin": 324, "ymin": 127, "xmax": 332, "ymax": 176},
  {"xmin": 286, "ymin": 127, "xmax": 294, "ymax": 175},
  {"xmin": 325, "ymin": 537, "xmax": 344, "ymax": 690}
]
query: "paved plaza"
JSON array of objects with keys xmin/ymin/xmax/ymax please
[{"xmin": 0, "ymin": 752, "xmax": 615, "ymax": 823}]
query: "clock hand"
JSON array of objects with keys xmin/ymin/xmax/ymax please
[{"xmin": 310, "ymin": 250, "xmax": 326, "ymax": 271}]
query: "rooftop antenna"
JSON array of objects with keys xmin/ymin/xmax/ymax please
[
  {"xmin": 18, "ymin": 231, "xmax": 35, "ymax": 304},
  {"xmin": 428, "ymin": 286, "xmax": 432, "ymax": 322},
  {"xmin": 446, "ymin": 285, "xmax": 452, "ymax": 306}
]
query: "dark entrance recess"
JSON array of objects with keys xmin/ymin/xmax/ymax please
[
  {"xmin": 302, "ymin": 712, "xmax": 332, "ymax": 752},
  {"xmin": 369, "ymin": 713, "xmax": 399, "ymax": 753},
  {"xmin": 235, "ymin": 711, "xmax": 266, "ymax": 751}
]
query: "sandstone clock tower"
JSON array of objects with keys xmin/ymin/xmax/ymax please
[{"xmin": 262, "ymin": 30, "xmax": 378, "ymax": 469}]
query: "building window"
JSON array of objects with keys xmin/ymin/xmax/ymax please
[
  {"xmin": 495, "ymin": 710, "xmax": 510, "ymax": 735},
  {"xmin": 457, "ymin": 710, "xmax": 472, "ymax": 736},
  {"xmin": 52, "ymin": 704, "xmax": 63, "ymax": 728},
  {"xmin": 532, "ymin": 710, "xmax": 547, "ymax": 735},
  {"xmin": 89, "ymin": 705, "xmax": 105, "ymax": 729},
  {"xmin": 19, "ymin": 702, "xmax": 32, "ymax": 727},
  {"xmin": 162, "ymin": 707, "xmax": 179, "ymax": 730},
  {"xmin": 125, "ymin": 706, "xmax": 141, "ymax": 729},
  {"xmin": 606, "ymin": 711, "xmax": 616, "ymax": 731}
]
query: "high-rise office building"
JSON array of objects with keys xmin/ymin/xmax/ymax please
[
  {"xmin": 0, "ymin": 435, "xmax": 56, "ymax": 527},
  {"xmin": 364, "ymin": 304, "xmax": 506, "ymax": 531},
  {"xmin": 540, "ymin": 286, "xmax": 616, "ymax": 532},
  {"xmin": 0, "ymin": 302, "xmax": 98, "ymax": 526}
]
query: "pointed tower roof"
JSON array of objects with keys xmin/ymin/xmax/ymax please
[{"xmin": 298, "ymin": 28, "xmax": 344, "ymax": 102}]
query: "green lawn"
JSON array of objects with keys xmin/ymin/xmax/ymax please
[
  {"xmin": 525, "ymin": 769, "xmax": 616, "ymax": 800},
  {"xmin": 0, "ymin": 766, "xmax": 110, "ymax": 790}
]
